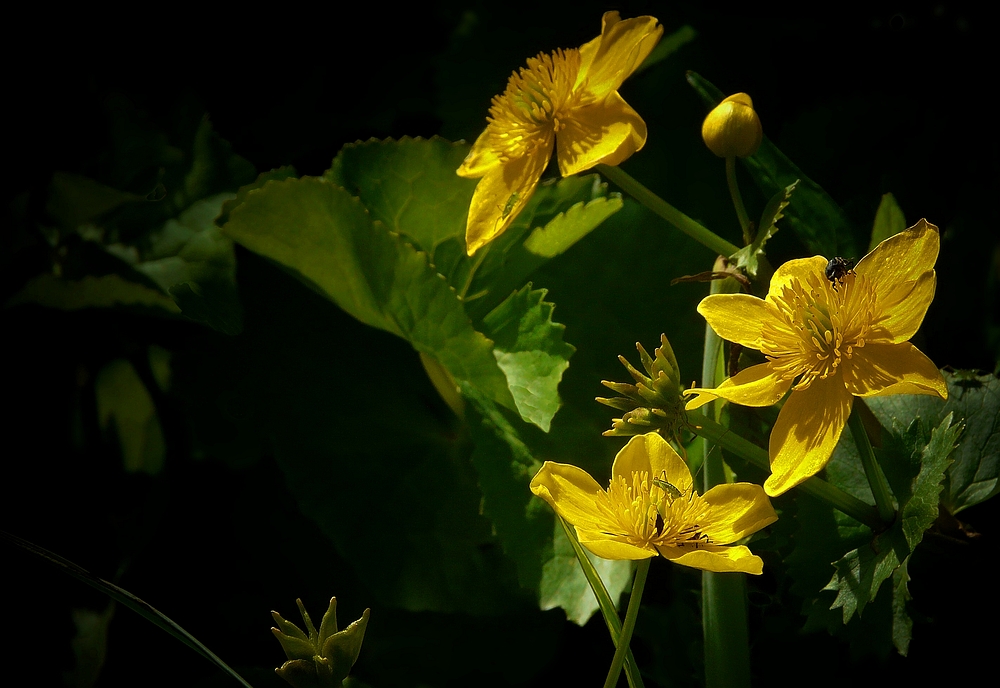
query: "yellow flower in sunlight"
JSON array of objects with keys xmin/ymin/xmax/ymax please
[
  {"xmin": 684, "ymin": 220, "xmax": 948, "ymax": 497},
  {"xmin": 530, "ymin": 433, "xmax": 777, "ymax": 574},
  {"xmin": 457, "ymin": 11, "xmax": 662, "ymax": 255}
]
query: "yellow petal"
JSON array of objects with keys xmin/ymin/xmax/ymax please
[
  {"xmin": 656, "ymin": 544, "xmax": 764, "ymax": 574},
  {"xmin": 464, "ymin": 143, "xmax": 551, "ymax": 255},
  {"xmin": 684, "ymin": 363, "xmax": 791, "ymax": 410},
  {"xmin": 765, "ymin": 378, "xmax": 853, "ymax": 496},
  {"xmin": 871, "ymin": 270, "xmax": 936, "ymax": 342},
  {"xmin": 845, "ymin": 342, "xmax": 948, "ymax": 399},
  {"xmin": 556, "ymin": 91, "xmax": 647, "ymax": 176},
  {"xmin": 700, "ymin": 483, "xmax": 778, "ymax": 544},
  {"xmin": 530, "ymin": 461, "xmax": 609, "ymax": 532},
  {"xmin": 855, "ymin": 219, "xmax": 940, "ymax": 307},
  {"xmin": 696, "ymin": 293, "xmax": 773, "ymax": 349},
  {"xmin": 767, "ymin": 256, "xmax": 829, "ymax": 298},
  {"xmin": 456, "ymin": 129, "xmax": 500, "ymax": 178},
  {"xmin": 577, "ymin": 12, "xmax": 662, "ymax": 98},
  {"xmin": 577, "ymin": 531, "xmax": 658, "ymax": 560},
  {"xmin": 612, "ymin": 433, "xmax": 692, "ymax": 495}
]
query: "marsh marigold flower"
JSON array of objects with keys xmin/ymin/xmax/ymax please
[
  {"xmin": 530, "ymin": 433, "xmax": 777, "ymax": 573},
  {"xmin": 457, "ymin": 11, "xmax": 662, "ymax": 255},
  {"xmin": 684, "ymin": 220, "xmax": 948, "ymax": 497}
]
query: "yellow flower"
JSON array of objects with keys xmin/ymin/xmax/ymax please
[
  {"xmin": 457, "ymin": 11, "xmax": 662, "ymax": 255},
  {"xmin": 529, "ymin": 433, "xmax": 777, "ymax": 574},
  {"xmin": 684, "ymin": 220, "xmax": 948, "ymax": 497}
]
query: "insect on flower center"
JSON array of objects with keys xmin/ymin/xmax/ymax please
[
  {"xmin": 602, "ymin": 471, "xmax": 711, "ymax": 549},
  {"xmin": 485, "ymin": 49, "xmax": 582, "ymax": 161},
  {"xmin": 761, "ymin": 269, "xmax": 878, "ymax": 389}
]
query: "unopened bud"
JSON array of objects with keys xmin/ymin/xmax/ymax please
[{"xmin": 701, "ymin": 93, "xmax": 762, "ymax": 158}]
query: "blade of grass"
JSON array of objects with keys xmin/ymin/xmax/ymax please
[{"xmin": 2, "ymin": 530, "xmax": 255, "ymax": 688}]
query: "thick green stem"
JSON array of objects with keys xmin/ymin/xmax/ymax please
[
  {"xmin": 557, "ymin": 517, "xmax": 645, "ymax": 688},
  {"xmin": 603, "ymin": 559, "xmax": 651, "ymax": 688},
  {"xmin": 687, "ymin": 413, "xmax": 883, "ymax": 530},
  {"xmin": 698, "ymin": 271, "xmax": 751, "ymax": 688},
  {"xmin": 597, "ymin": 164, "xmax": 740, "ymax": 258},
  {"xmin": 848, "ymin": 400, "xmax": 896, "ymax": 527},
  {"xmin": 725, "ymin": 156, "xmax": 752, "ymax": 244}
]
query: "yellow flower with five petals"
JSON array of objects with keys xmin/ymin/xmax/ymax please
[
  {"xmin": 530, "ymin": 433, "xmax": 777, "ymax": 574},
  {"xmin": 684, "ymin": 220, "xmax": 948, "ymax": 497},
  {"xmin": 457, "ymin": 11, "xmax": 662, "ymax": 255}
]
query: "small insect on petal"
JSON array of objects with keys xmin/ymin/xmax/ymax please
[{"xmin": 652, "ymin": 476, "xmax": 683, "ymax": 501}]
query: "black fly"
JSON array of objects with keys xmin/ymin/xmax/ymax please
[{"xmin": 825, "ymin": 256, "xmax": 854, "ymax": 289}]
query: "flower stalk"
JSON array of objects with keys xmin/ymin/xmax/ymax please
[
  {"xmin": 725, "ymin": 156, "xmax": 752, "ymax": 244},
  {"xmin": 687, "ymin": 413, "xmax": 883, "ymax": 530},
  {"xmin": 603, "ymin": 559, "xmax": 651, "ymax": 688},
  {"xmin": 596, "ymin": 164, "xmax": 740, "ymax": 258},
  {"xmin": 848, "ymin": 400, "xmax": 896, "ymax": 527},
  {"xmin": 698, "ymin": 270, "xmax": 751, "ymax": 688}
]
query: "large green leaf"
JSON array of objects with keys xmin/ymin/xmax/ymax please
[
  {"xmin": 824, "ymin": 414, "xmax": 960, "ymax": 622},
  {"xmin": 222, "ymin": 176, "xmax": 517, "ymax": 415},
  {"xmin": 325, "ymin": 136, "xmax": 476, "ymax": 259},
  {"xmin": 686, "ymin": 72, "xmax": 858, "ymax": 258},
  {"xmin": 866, "ymin": 371, "xmax": 1000, "ymax": 513},
  {"xmin": 480, "ymin": 285, "xmax": 575, "ymax": 432}
]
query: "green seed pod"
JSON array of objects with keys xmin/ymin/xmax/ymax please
[
  {"xmin": 272, "ymin": 598, "xmax": 370, "ymax": 688},
  {"xmin": 701, "ymin": 93, "xmax": 762, "ymax": 158}
]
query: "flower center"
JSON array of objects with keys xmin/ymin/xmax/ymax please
[
  {"xmin": 760, "ymin": 269, "xmax": 877, "ymax": 390},
  {"xmin": 600, "ymin": 471, "xmax": 712, "ymax": 549},
  {"xmin": 485, "ymin": 49, "xmax": 582, "ymax": 161}
]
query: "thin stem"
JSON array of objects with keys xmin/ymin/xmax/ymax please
[
  {"xmin": 848, "ymin": 400, "xmax": 896, "ymax": 527},
  {"xmin": 603, "ymin": 559, "xmax": 651, "ymax": 688},
  {"xmin": 458, "ymin": 242, "xmax": 490, "ymax": 299},
  {"xmin": 597, "ymin": 164, "xmax": 740, "ymax": 258},
  {"xmin": 699, "ymin": 271, "xmax": 750, "ymax": 688},
  {"xmin": 687, "ymin": 413, "xmax": 883, "ymax": 531},
  {"xmin": 725, "ymin": 156, "xmax": 752, "ymax": 244},
  {"xmin": 557, "ymin": 517, "xmax": 645, "ymax": 688}
]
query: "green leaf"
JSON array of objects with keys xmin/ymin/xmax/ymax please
[
  {"xmin": 891, "ymin": 559, "xmax": 913, "ymax": 656},
  {"xmin": 633, "ymin": 25, "xmax": 697, "ymax": 75},
  {"xmin": 464, "ymin": 174, "xmax": 621, "ymax": 320},
  {"xmin": 869, "ymin": 192, "xmax": 906, "ymax": 252},
  {"xmin": 325, "ymin": 137, "xmax": 476, "ymax": 259},
  {"xmin": 222, "ymin": 176, "xmax": 518, "ymax": 416},
  {"xmin": 462, "ymin": 387, "xmax": 632, "ymax": 625},
  {"xmin": 128, "ymin": 193, "xmax": 243, "ymax": 334},
  {"xmin": 480, "ymin": 285, "xmax": 575, "ymax": 432},
  {"xmin": 46, "ymin": 172, "xmax": 143, "ymax": 229},
  {"xmin": 866, "ymin": 370, "xmax": 1000, "ymax": 513},
  {"xmin": 686, "ymin": 71, "xmax": 858, "ymax": 258},
  {"xmin": 732, "ymin": 180, "xmax": 797, "ymax": 281},
  {"xmin": 824, "ymin": 414, "xmax": 960, "ymax": 622},
  {"xmin": 95, "ymin": 359, "xmax": 166, "ymax": 475},
  {"xmin": 6, "ymin": 272, "xmax": 180, "ymax": 314}
]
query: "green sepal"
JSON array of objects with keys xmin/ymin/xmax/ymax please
[{"xmin": 869, "ymin": 192, "xmax": 906, "ymax": 252}]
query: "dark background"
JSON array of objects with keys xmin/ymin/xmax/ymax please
[{"xmin": 4, "ymin": 2, "xmax": 997, "ymax": 687}]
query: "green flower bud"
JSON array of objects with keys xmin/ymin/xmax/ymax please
[
  {"xmin": 272, "ymin": 598, "xmax": 370, "ymax": 688},
  {"xmin": 597, "ymin": 334, "xmax": 687, "ymax": 442},
  {"xmin": 701, "ymin": 93, "xmax": 762, "ymax": 158}
]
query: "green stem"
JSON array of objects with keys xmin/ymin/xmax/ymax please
[
  {"xmin": 698, "ymin": 272, "xmax": 750, "ymax": 688},
  {"xmin": 687, "ymin": 413, "xmax": 883, "ymax": 531},
  {"xmin": 558, "ymin": 517, "xmax": 645, "ymax": 688},
  {"xmin": 848, "ymin": 400, "xmax": 896, "ymax": 527},
  {"xmin": 725, "ymin": 156, "xmax": 752, "ymax": 244},
  {"xmin": 458, "ymin": 242, "xmax": 490, "ymax": 299},
  {"xmin": 597, "ymin": 164, "xmax": 740, "ymax": 258},
  {"xmin": 603, "ymin": 559, "xmax": 651, "ymax": 688}
]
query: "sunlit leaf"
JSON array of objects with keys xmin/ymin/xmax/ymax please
[{"xmin": 480, "ymin": 285, "xmax": 575, "ymax": 432}]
